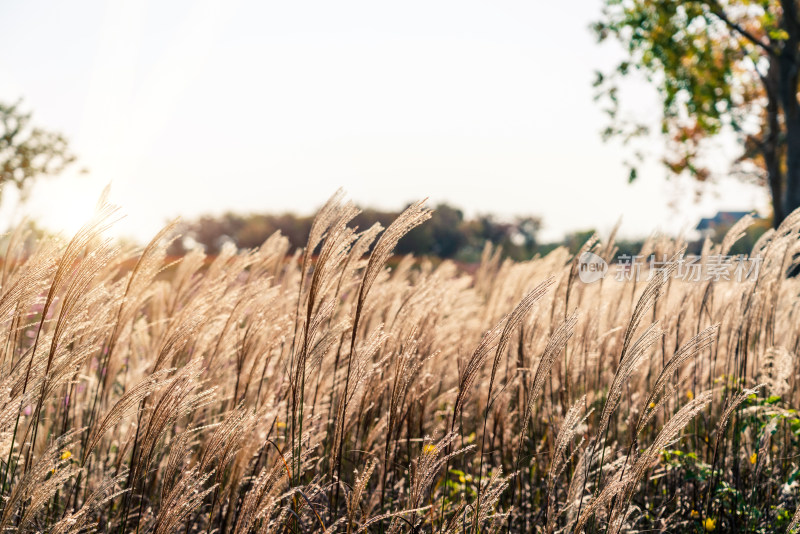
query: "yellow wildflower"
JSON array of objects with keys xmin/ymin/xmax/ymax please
[
  {"xmin": 749, "ymin": 452, "xmax": 757, "ymax": 465},
  {"xmin": 648, "ymin": 402, "xmax": 656, "ymax": 409},
  {"xmin": 61, "ymin": 450, "xmax": 72, "ymax": 461},
  {"xmin": 423, "ymin": 444, "xmax": 436, "ymax": 454},
  {"xmin": 276, "ymin": 421, "xmax": 286, "ymax": 429},
  {"xmin": 459, "ymin": 474, "xmax": 466, "ymax": 483},
  {"xmin": 703, "ymin": 517, "xmax": 716, "ymax": 531},
  {"xmin": 690, "ymin": 510, "xmax": 699, "ymax": 518},
  {"xmin": 686, "ymin": 390, "xmax": 694, "ymax": 400}
]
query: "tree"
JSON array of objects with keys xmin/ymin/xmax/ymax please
[
  {"xmin": 398, "ymin": 203, "xmax": 467, "ymax": 258},
  {"xmin": 0, "ymin": 100, "xmax": 77, "ymax": 198},
  {"xmin": 594, "ymin": 0, "xmax": 800, "ymax": 227},
  {"xmin": 171, "ymin": 204, "xmax": 544, "ymax": 261},
  {"xmin": 565, "ymin": 229, "xmax": 597, "ymax": 255}
]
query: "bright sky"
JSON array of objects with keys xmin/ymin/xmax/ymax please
[{"xmin": 0, "ymin": 0, "xmax": 768, "ymax": 244}]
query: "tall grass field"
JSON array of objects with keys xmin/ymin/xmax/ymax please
[{"xmin": 0, "ymin": 190, "xmax": 798, "ymax": 533}]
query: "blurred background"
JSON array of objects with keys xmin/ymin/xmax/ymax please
[{"xmin": 0, "ymin": 0, "xmax": 780, "ymax": 258}]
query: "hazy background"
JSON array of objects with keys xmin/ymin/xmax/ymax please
[{"xmin": 0, "ymin": 0, "xmax": 766, "ymax": 243}]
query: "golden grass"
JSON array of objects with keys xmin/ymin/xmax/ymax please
[{"xmin": 0, "ymin": 190, "xmax": 797, "ymax": 532}]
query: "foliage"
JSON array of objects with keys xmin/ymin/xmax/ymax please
[
  {"xmin": 0, "ymin": 100, "xmax": 78, "ymax": 198},
  {"xmin": 594, "ymin": 0, "xmax": 800, "ymax": 227},
  {"xmin": 170, "ymin": 203, "xmax": 542, "ymax": 261}
]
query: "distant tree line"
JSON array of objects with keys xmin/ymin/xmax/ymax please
[
  {"xmin": 167, "ymin": 204, "xmax": 764, "ymax": 262},
  {"xmin": 169, "ymin": 203, "xmax": 543, "ymax": 261}
]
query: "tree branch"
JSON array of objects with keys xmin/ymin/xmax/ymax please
[{"xmin": 708, "ymin": 3, "xmax": 779, "ymax": 57}]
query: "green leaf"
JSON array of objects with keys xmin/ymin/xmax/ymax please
[{"xmin": 769, "ymin": 29, "xmax": 789, "ymax": 41}]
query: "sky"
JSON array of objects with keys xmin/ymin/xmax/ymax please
[{"xmin": 0, "ymin": 0, "xmax": 768, "ymax": 244}]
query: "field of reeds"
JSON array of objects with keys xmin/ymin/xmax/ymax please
[{"xmin": 0, "ymin": 189, "xmax": 799, "ymax": 533}]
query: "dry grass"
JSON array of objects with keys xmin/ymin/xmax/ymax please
[{"xmin": 0, "ymin": 190, "xmax": 798, "ymax": 532}]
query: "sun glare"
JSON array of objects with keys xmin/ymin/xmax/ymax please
[{"xmin": 30, "ymin": 176, "xmax": 116, "ymax": 238}]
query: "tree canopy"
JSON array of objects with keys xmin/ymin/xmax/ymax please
[
  {"xmin": 169, "ymin": 204, "xmax": 542, "ymax": 262},
  {"xmin": 0, "ymin": 100, "xmax": 77, "ymax": 198},
  {"xmin": 595, "ymin": 0, "xmax": 800, "ymax": 227}
]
